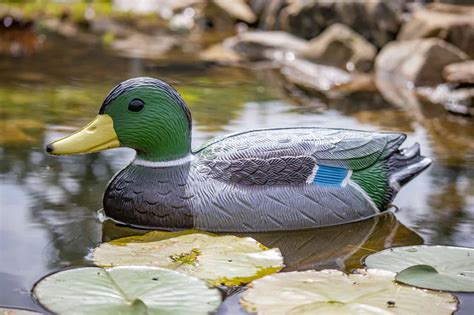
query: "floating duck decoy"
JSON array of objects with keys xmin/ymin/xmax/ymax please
[{"xmin": 46, "ymin": 77, "xmax": 431, "ymax": 232}]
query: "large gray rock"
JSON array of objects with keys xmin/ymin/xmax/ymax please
[
  {"xmin": 279, "ymin": 58, "xmax": 377, "ymax": 104},
  {"xmin": 398, "ymin": 3, "xmax": 474, "ymax": 57},
  {"xmin": 278, "ymin": 0, "xmax": 405, "ymax": 47},
  {"xmin": 301, "ymin": 23, "xmax": 377, "ymax": 72},
  {"xmin": 224, "ymin": 31, "xmax": 308, "ymax": 61},
  {"xmin": 280, "ymin": 59, "xmax": 352, "ymax": 95},
  {"xmin": 375, "ymin": 38, "xmax": 469, "ymax": 87}
]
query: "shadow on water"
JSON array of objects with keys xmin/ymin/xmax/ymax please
[
  {"xmin": 102, "ymin": 212, "xmax": 423, "ymax": 273},
  {"xmin": 0, "ymin": 36, "xmax": 473, "ymax": 312}
]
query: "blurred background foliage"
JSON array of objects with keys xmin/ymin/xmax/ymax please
[{"xmin": 0, "ymin": 0, "xmax": 473, "ymax": 313}]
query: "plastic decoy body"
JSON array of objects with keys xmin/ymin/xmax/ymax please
[{"xmin": 46, "ymin": 77, "xmax": 431, "ymax": 232}]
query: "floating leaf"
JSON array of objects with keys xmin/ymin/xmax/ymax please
[
  {"xmin": 364, "ymin": 245, "xmax": 474, "ymax": 292},
  {"xmin": 0, "ymin": 308, "xmax": 41, "ymax": 315},
  {"xmin": 33, "ymin": 266, "xmax": 221, "ymax": 315},
  {"xmin": 91, "ymin": 230, "xmax": 284, "ymax": 286},
  {"xmin": 240, "ymin": 269, "xmax": 458, "ymax": 315},
  {"xmin": 396, "ymin": 264, "xmax": 474, "ymax": 292}
]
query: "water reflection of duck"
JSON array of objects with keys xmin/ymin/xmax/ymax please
[
  {"xmin": 46, "ymin": 77, "xmax": 431, "ymax": 232},
  {"xmin": 102, "ymin": 212, "xmax": 423, "ymax": 272},
  {"xmin": 248, "ymin": 212, "xmax": 423, "ymax": 272}
]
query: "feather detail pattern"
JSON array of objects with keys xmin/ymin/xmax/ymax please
[
  {"xmin": 102, "ymin": 127, "xmax": 429, "ymax": 232},
  {"xmin": 196, "ymin": 127, "xmax": 405, "ymax": 185}
]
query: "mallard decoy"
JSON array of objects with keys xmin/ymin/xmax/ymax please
[{"xmin": 46, "ymin": 77, "xmax": 431, "ymax": 232}]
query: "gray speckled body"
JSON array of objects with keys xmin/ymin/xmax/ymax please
[
  {"xmin": 104, "ymin": 162, "xmax": 379, "ymax": 232},
  {"xmin": 103, "ymin": 127, "xmax": 430, "ymax": 232}
]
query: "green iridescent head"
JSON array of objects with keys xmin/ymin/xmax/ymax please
[{"xmin": 46, "ymin": 77, "xmax": 192, "ymax": 161}]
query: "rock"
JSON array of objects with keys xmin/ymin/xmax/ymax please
[
  {"xmin": 0, "ymin": 16, "xmax": 44, "ymax": 57},
  {"xmin": 169, "ymin": 12, "xmax": 195, "ymax": 32},
  {"xmin": 224, "ymin": 31, "xmax": 308, "ymax": 61},
  {"xmin": 112, "ymin": 0, "xmax": 159, "ymax": 13},
  {"xmin": 278, "ymin": 0, "xmax": 405, "ymax": 47},
  {"xmin": 443, "ymin": 61, "xmax": 474, "ymax": 85},
  {"xmin": 375, "ymin": 76, "xmax": 424, "ymax": 117},
  {"xmin": 374, "ymin": 38, "xmax": 469, "ymax": 114},
  {"xmin": 375, "ymin": 38, "xmax": 469, "ymax": 87},
  {"xmin": 333, "ymin": 74, "xmax": 377, "ymax": 94},
  {"xmin": 398, "ymin": 4, "xmax": 474, "ymax": 57},
  {"xmin": 89, "ymin": 19, "xmax": 130, "ymax": 38},
  {"xmin": 417, "ymin": 85, "xmax": 474, "ymax": 116},
  {"xmin": 279, "ymin": 59, "xmax": 377, "ymax": 104},
  {"xmin": 113, "ymin": 0, "xmax": 199, "ymax": 17},
  {"xmin": 199, "ymin": 43, "xmax": 243, "ymax": 65},
  {"xmin": 426, "ymin": 3, "xmax": 474, "ymax": 15},
  {"xmin": 40, "ymin": 18, "xmax": 97, "ymax": 44},
  {"xmin": 202, "ymin": 0, "xmax": 256, "ymax": 30},
  {"xmin": 211, "ymin": 0, "xmax": 256, "ymax": 24},
  {"xmin": 277, "ymin": 1, "xmax": 324, "ymax": 40},
  {"xmin": 110, "ymin": 33, "xmax": 178, "ymax": 59},
  {"xmin": 435, "ymin": 0, "xmax": 474, "ymax": 4},
  {"xmin": 256, "ymin": 0, "xmax": 287, "ymax": 30},
  {"xmin": 280, "ymin": 59, "xmax": 352, "ymax": 96},
  {"xmin": 249, "ymin": 0, "xmax": 267, "ymax": 18},
  {"xmin": 301, "ymin": 23, "xmax": 377, "ymax": 73}
]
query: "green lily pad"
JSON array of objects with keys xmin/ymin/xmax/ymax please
[
  {"xmin": 364, "ymin": 245, "xmax": 474, "ymax": 292},
  {"xmin": 396, "ymin": 264, "xmax": 474, "ymax": 292},
  {"xmin": 240, "ymin": 269, "xmax": 458, "ymax": 315},
  {"xmin": 0, "ymin": 308, "xmax": 41, "ymax": 315},
  {"xmin": 91, "ymin": 230, "xmax": 284, "ymax": 286},
  {"xmin": 33, "ymin": 266, "xmax": 221, "ymax": 315}
]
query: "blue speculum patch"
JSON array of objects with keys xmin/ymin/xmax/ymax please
[{"xmin": 313, "ymin": 165, "xmax": 351, "ymax": 187}]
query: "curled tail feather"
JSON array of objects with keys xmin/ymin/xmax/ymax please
[{"xmin": 387, "ymin": 143, "xmax": 432, "ymax": 191}]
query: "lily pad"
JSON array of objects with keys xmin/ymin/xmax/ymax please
[
  {"xmin": 91, "ymin": 230, "xmax": 284, "ymax": 286},
  {"xmin": 240, "ymin": 269, "xmax": 458, "ymax": 315},
  {"xmin": 364, "ymin": 245, "xmax": 474, "ymax": 292},
  {"xmin": 0, "ymin": 308, "xmax": 41, "ymax": 315},
  {"xmin": 33, "ymin": 266, "xmax": 222, "ymax": 315}
]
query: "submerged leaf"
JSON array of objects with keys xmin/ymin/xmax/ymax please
[
  {"xmin": 240, "ymin": 269, "xmax": 458, "ymax": 315},
  {"xmin": 91, "ymin": 231, "xmax": 284, "ymax": 286},
  {"xmin": 33, "ymin": 266, "xmax": 221, "ymax": 315},
  {"xmin": 364, "ymin": 245, "xmax": 474, "ymax": 292}
]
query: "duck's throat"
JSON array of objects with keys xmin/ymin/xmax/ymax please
[{"xmin": 134, "ymin": 136, "xmax": 191, "ymax": 162}]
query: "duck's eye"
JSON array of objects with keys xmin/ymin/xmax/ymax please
[{"xmin": 128, "ymin": 99, "xmax": 144, "ymax": 112}]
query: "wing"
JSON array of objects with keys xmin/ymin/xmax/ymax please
[{"xmin": 194, "ymin": 128, "xmax": 406, "ymax": 186}]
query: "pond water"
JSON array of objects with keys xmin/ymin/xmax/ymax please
[{"xmin": 1, "ymin": 35, "xmax": 473, "ymax": 313}]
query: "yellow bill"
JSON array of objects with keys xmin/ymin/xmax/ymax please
[{"xmin": 46, "ymin": 114, "xmax": 119, "ymax": 155}]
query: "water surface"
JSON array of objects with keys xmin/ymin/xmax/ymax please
[{"xmin": 1, "ymin": 35, "xmax": 473, "ymax": 312}]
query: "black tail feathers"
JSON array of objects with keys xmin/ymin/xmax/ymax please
[{"xmin": 388, "ymin": 143, "xmax": 431, "ymax": 190}]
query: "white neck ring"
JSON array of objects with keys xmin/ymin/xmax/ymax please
[{"xmin": 132, "ymin": 154, "xmax": 194, "ymax": 168}]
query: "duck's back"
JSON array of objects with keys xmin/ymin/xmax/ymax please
[
  {"xmin": 198, "ymin": 127, "xmax": 404, "ymax": 163},
  {"xmin": 194, "ymin": 127, "xmax": 405, "ymax": 186},
  {"xmin": 189, "ymin": 127, "xmax": 429, "ymax": 232}
]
